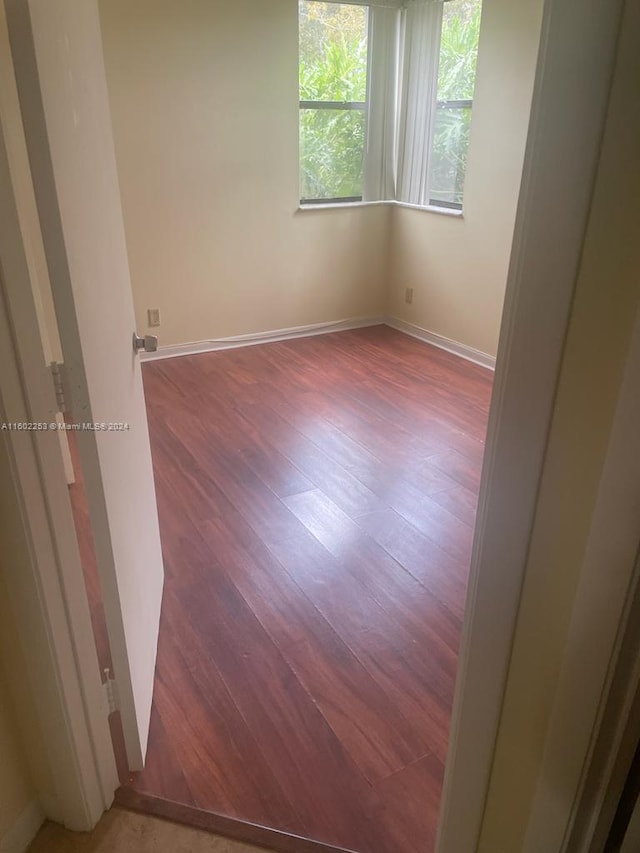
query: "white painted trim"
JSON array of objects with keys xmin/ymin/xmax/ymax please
[
  {"xmin": 0, "ymin": 801, "xmax": 44, "ymax": 853},
  {"xmin": 391, "ymin": 200, "xmax": 463, "ymax": 217},
  {"xmin": 436, "ymin": 0, "xmax": 625, "ymax": 851},
  {"xmin": 296, "ymin": 199, "xmax": 463, "ymax": 217},
  {"xmin": 140, "ymin": 316, "xmax": 385, "ymax": 361},
  {"xmin": 0, "ymin": 51, "xmax": 118, "ymax": 830},
  {"xmin": 385, "ymin": 316, "xmax": 495, "ymax": 369},
  {"xmin": 297, "ymin": 200, "xmax": 388, "ymax": 212},
  {"xmin": 522, "ymin": 300, "xmax": 640, "ymax": 852},
  {"xmin": 142, "ymin": 315, "xmax": 493, "ymax": 372},
  {"xmin": 621, "ymin": 795, "xmax": 640, "ymax": 853}
]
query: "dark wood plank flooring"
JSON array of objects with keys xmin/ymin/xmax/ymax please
[{"xmin": 70, "ymin": 326, "xmax": 492, "ymax": 853}]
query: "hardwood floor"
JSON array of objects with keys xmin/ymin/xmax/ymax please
[{"xmin": 70, "ymin": 326, "xmax": 493, "ymax": 853}]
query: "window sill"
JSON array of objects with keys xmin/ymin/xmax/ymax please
[
  {"xmin": 393, "ymin": 200, "xmax": 463, "ymax": 217},
  {"xmin": 297, "ymin": 199, "xmax": 463, "ymax": 217}
]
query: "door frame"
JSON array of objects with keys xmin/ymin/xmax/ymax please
[
  {"xmin": 0, "ymin": 0, "xmax": 627, "ymax": 845},
  {"xmin": 437, "ymin": 0, "xmax": 624, "ymax": 848},
  {"xmin": 0, "ymin": 118, "xmax": 118, "ymax": 830}
]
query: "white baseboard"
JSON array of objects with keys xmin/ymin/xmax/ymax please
[
  {"xmin": 0, "ymin": 801, "xmax": 44, "ymax": 853},
  {"xmin": 140, "ymin": 316, "xmax": 385, "ymax": 362},
  {"xmin": 385, "ymin": 316, "xmax": 496, "ymax": 370},
  {"xmin": 139, "ymin": 313, "xmax": 495, "ymax": 372}
]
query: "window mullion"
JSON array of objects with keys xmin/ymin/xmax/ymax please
[{"xmin": 299, "ymin": 101, "xmax": 367, "ymax": 110}]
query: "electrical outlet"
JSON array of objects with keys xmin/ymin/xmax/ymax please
[
  {"xmin": 405, "ymin": 287, "xmax": 414, "ymax": 305},
  {"xmin": 147, "ymin": 308, "xmax": 161, "ymax": 328}
]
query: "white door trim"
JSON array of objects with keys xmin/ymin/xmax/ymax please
[
  {"xmin": 436, "ymin": 0, "xmax": 625, "ymax": 850},
  {"xmin": 0, "ymin": 87, "xmax": 118, "ymax": 830},
  {"xmin": 522, "ymin": 291, "xmax": 640, "ymax": 851},
  {"xmin": 621, "ymin": 793, "xmax": 640, "ymax": 853}
]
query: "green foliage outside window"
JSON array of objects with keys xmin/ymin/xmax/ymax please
[
  {"xmin": 298, "ymin": 0, "xmax": 482, "ymax": 206},
  {"xmin": 437, "ymin": 0, "xmax": 482, "ymax": 100},
  {"xmin": 299, "ymin": 3, "xmax": 368, "ymax": 200},
  {"xmin": 430, "ymin": 0, "xmax": 482, "ymax": 206}
]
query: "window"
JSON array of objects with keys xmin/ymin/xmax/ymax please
[
  {"xmin": 429, "ymin": 0, "xmax": 482, "ymax": 208},
  {"xmin": 298, "ymin": 0, "xmax": 482, "ymax": 211},
  {"xmin": 299, "ymin": 2, "xmax": 370, "ymax": 203}
]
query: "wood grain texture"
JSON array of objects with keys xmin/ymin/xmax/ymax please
[{"xmin": 71, "ymin": 326, "xmax": 492, "ymax": 853}]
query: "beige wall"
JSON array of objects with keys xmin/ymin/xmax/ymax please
[
  {"xmin": 99, "ymin": 0, "xmax": 541, "ymax": 355},
  {"xmin": 478, "ymin": 0, "xmax": 640, "ymax": 846},
  {"xmin": 388, "ymin": 0, "xmax": 544, "ymax": 357},
  {"xmin": 98, "ymin": 0, "xmax": 390, "ymax": 349}
]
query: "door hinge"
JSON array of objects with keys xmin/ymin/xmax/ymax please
[
  {"xmin": 102, "ymin": 669, "xmax": 119, "ymax": 715},
  {"xmin": 49, "ymin": 361, "xmax": 70, "ymax": 415}
]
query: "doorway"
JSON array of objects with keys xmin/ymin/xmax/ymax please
[{"xmin": 0, "ymin": 0, "xmax": 624, "ymax": 848}]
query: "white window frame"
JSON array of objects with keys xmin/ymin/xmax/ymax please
[{"xmin": 298, "ymin": 1, "xmax": 372, "ymax": 204}]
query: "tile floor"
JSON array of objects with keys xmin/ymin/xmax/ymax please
[{"xmin": 28, "ymin": 808, "xmax": 264, "ymax": 853}]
